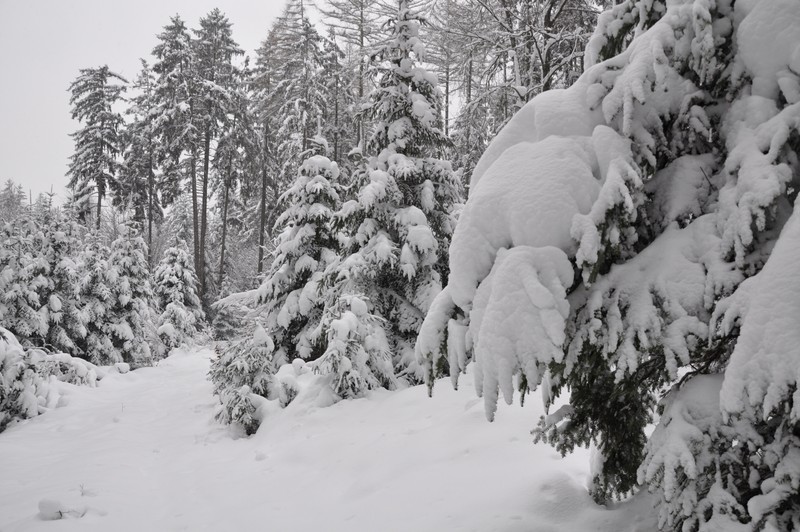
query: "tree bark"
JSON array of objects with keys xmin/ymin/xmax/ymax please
[
  {"xmin": 257, "ymin": 121, "xmax": 270, "ymax": 276},
  {"xmin": 217, "ymin": 164, "xmax": 231, "ymax": 290},
  {"xmin": 199, "ymin": 123, "xmax": 211, "ymax": 298}
]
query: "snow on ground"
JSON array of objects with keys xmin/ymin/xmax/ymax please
[{"xmin": 0, "ymin": 347, "xmax": 655, "ymax": 532}]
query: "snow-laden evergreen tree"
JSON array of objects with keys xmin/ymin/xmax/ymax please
[
  {"xmin": 192, "ymin": 8, "xmax": 244, "ymax": 300},
  {"xmin": 252, "ymin": 152, "xmax": 342, "ymax": 363},
  {"xmin": 0, "ymin": 216, "xmax": 86, "ymax": 356},
  {"xmin": 209, "ymin": 324, "xmax": 276, "ymax": 435},
  {"xmin": 151, "ymin": 15, "xmax": 196, "ymax": 206},
  {"xmin": 314, "ymin": 293, "xmax": 397, "ymax": 399},
  {"xmin": 0, "ymin": 180, "xmax": 27, "ymax": 223},
  {"xmin": 272, "ymin": 0, "xmax": 331, "ymax": 182},
  {"xmin": 339, "ymin": 0, "xmax": 463, "ymax": 382},
  {"xmin": 106, "ymin": 225, "xmax": 155, "ymax": 366},
  {"xmin": 36, "ymin": 218, "xmax": 86, "ymax": 356},
  {"xmin": 118, "ymin": 60, "xmax": 162, "ymax": 262},
  {"xmin": 0, "ymin": 220, "xmax": 50, "ymax": 345},
  {"xmin": 78, "ymin": 234, "xmax": 118, "ymax": 365},
  {"xmin": 418, "ymin": 0, "xmax": 800, "ymax": 527},
  {"xmin": 1, "ymin": 327, "xmax": 99, "ymax": 433},
  {"xmin": 153, "ymin": 243, "xmax": 204, "ymax": 350},
  {"xmin": 66, "ymin": 66, "xmax": 127, "ymax": 229}
]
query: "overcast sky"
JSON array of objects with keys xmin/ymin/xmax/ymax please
[{"xmin": 0, "ymin": 0, "xmax": 285, "ymax": 204}]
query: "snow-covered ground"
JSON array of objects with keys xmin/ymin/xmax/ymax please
[{"xmin": 0, "ymin": 348, "xmax": 655, "ymax": 531}]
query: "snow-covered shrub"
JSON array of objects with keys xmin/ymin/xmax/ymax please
[
  {"xmin": 314, "ymin": 294, "xmax": 396, "ymax": 399},
  {"xmin": 0, "ymin": 217, "xmax": 87, "ymax": 356},
  {"xmin": 209, "ymin": 325, "xmax": 276, "ymax": 435},
  {"xmin": 153, "ymin": 244, "xmax": 204, "ymax": 350},
  {"xmin": 0, "ymin": 327, "xmax": 98, "ymax": 433},
  {"xmin": 418, "ymin": 0, "xmax": 800, "ymax": 522}
]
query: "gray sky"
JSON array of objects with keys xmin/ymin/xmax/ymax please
[{"xmin": 0, "ymin": 0, "xmax": 285, "ymax": 204}]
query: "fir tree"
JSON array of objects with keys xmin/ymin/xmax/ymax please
[
  {"xmin": 78, "ymin": 234, "xmax": 118, "ymax": 365},
  {"xmin": 153, "ymin": 243, "xmax": 204, "ymax": 350},
  {"xmin": 339, "ymin": 0, "xmax": 463, "ymax": 382},
  {"xmin": 418, "ymin": 1, "xmax": 800, "ymax": 528},
  {"xmin": 0, "ymin": 180, "xmax": 27, "ymax": 223},
  {"xmin": 66, "ymin": 66, "xmax": 127, "ymax": 229},
  {"xmin": 254, "ymin": 153, "xmax": 342, "ymax": 363},
  {"xmin": 107, "ymin": 225, "xmax": 155, "ymax": 366}
]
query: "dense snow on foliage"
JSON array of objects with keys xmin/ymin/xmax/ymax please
[
  {"xmin": 153, "ymin": 244, "xmax": 204, "ymax": 349},
  {"xmin": 418, "ymin": 0, "xmax": 800, "ymax": 525},
  {"xmin": 0, "ymin": 327, "xmax": 99, "ymax": 433}
]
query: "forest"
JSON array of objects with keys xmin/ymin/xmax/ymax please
[{"xmin": 2, "ymin": 0, "xmax": 800, "ymax": 531}]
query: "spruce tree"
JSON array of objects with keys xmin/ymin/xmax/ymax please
[
  {"xmin": 418, "ymin": 1, "xmax": 800, "ymax": 528},
  {"xmin": 192, "ymin": 8, "xmax": 244, "ymax": 300},
  {"xmin": 107, "ymin": 226, "xmax": 155, "ymax": 366},
  {"xmin": 78, "ymin": 234, "xmax": 118, "ymax": 365},
  {"xmin": 339, "ymin": 0, "xmax": 463, "ymax": 382},
  {"xmin": 153, "ymin": 243, "xmax": 204, "ymax": 350},
  {"xmin": 0, "ymin": 180, "xmax": 27, "ymax": 223},
  {"xmin": 66, "ymin": 66, "xmax": 127, "ymax": 229},
  {"xmin": 254, "ymin": 152, "xmax": 342, "ymax": 363}
]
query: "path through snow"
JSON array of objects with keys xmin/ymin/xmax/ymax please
[{"xmin": 0, "ymin": 348, "xmax": 655, "ymax": 531}]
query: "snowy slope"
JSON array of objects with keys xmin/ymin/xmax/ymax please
[{"xmin": 0, "ymin": 348, "xmax": 655, "ymax": 531}]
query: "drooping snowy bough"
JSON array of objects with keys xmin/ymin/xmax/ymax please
[{"xmin": 417, "ymin": 0, "xmax": 800, "ymax": 527}]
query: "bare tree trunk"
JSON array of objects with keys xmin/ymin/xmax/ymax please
[
  {"xmin": 217, "ymin": 164, "xmax": 231, "ymax": 290},
  {"xmin": 95, "ymin": 191, "xmax": 102, "ymax": 231},
  {"xmin": 200, "ymin": 123, "xmax": 211, "ymax": 299},
  {"xmin": 257, "ymin": 122, "xmax": 270, "ymax": 276},
  {"xmin": 148, "ymin": 150, "xmax": 154, "ymax": 267},
  {"xmin": 190, "ymin": 149, "xmax": 200, "ymax": 272}
]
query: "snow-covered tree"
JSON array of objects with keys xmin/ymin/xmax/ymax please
[
  {"xmin": 153, "ymin": 243, "xmax": 204, "ymax": 350},
  {"xmin": 0, "ymin": 217, "xmax": 86, "ymax": 357},
  {"xmin": 254, "ymin": 153, "xmax": 342, "ymax": 363},
  {"xmin": 339, "ymin": 0, "xmax": 463, "ymax": 382},
  {"xmin": 106, "ymin": 226, "xmax": 156, "ymax": 366},
  {"xmin": 418, "ymin": 0, "xmax": 800, "ymax": 526},
  {"xmin": 78, "ymin": 235, "xmax": 118, "ymax": 365},
  {"xmin": 118, "ymin": 61, "xmax": 162, "ymax": 262},
  {"xmin": 209, "ymin": 324, "xmax": 276, "ymax": 435},
  {"xmin": 66, "ymin": 66, "xmax": 127, "ymax": 229},
  {"xmin": 314, "ymin": 293, "xmax": 396, "ymax": 399},
  {"xmin": 1, "ymin": 327, "xmax": 98, "ymax": 433},
  {"xmin": 0, "ymin": 180, "xmax": 27, "ymax": 223}
]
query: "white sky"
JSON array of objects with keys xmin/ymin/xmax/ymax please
[{"xmin": 0, "ymin": 0, "xmax": 286, "ymax": 204}]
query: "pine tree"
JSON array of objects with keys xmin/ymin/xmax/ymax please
[
  {"xmin": 66, "ymin": 66, "xmax": 127, "ymax": 229},
  {"xmin": 153, "ymin": 243, "xmax": 204, "ymax": 350},
  {"xmin": 118, "ymin": 61, "xmax": 162, "ymax": 264},
  {"xmin": 107, "ymin": 225, "xmax": 155, "ymax": 366},
  {"xmin": 0, "ymin": 220, "xmax": 49, "ymax": 345},
  {"xmin": 418, "ymin": 0, "xmax": 800, "ymax": 528},
  {"xmin": 339, "ymin": 0, "xmax": 463, "ymax": 382},
  {"xmin": 192, "ymin": 9, "xmax": 244, "ymax": 301},
  {"xmin": 0, "ymin": 180, "xmax": 27, "ymax": 223},
  {"xmin": 254, "ymin": 153, "xmax": 343, "ymax": 363},
  {"xmin": 78, "ymin": 234, "xmax": 118, "ymax": 365},
  {"xmin": 151, "ymin": 15, "xmax": 201, "ymax": 274}
]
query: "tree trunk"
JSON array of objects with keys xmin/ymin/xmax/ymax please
[
  {"xmin": 148, "ymin": 150, "xmax": 154, "ymax": 267},
  {"xmin": 190, "ymin": 149, "xmax": 200, "ymax": 273},
  {"xmin": 257, "ymin": 121, "xmax": 270, "ymax": 276},
  {"xmin": 217, "ymin": 166, "xmax": 231, "ymax": 290},
  {"xmin": 95, "ymin": 190, "xmax": 102, "ymax": 231},
  {"xmin": 200, "ymin": 123, "xmax": 211, "ymax": 299}
]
